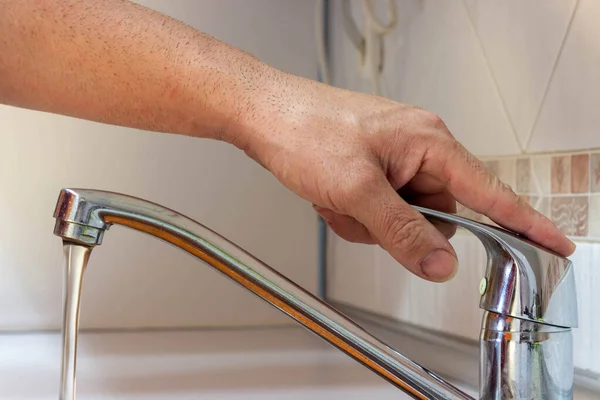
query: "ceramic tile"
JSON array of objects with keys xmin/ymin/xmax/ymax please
[
  {"xmin": 570, "ymin": 243, "xmax": 592, "ymax": 370},
  {"xmin": 327, "ymin": 232, "xmax": 380, "ymax": 313},
  {"xmin": 408, "ymin": 275, "xmax": 440, "ymax": 331},
  {"xmin": 384, "ymin": 1, "xmax": 519, "ymax": 156},
  {"xmin": 496, "ymin": 158, "xmax": 516, "ymax": 190},
  {"xmin": 529, "ymin": 0, "xmax": 600, "ymax": 152},
  {"xmin": 374, "ymin": 247, "xmax": 412, "ymax": 322},
  {"xmin": 550, "ymin": 196, "xmax": 589, "ymax": 236},
  {"xmin": 588, "ymin": 195, "xmax": 600, "ymax": 237},
  {"xmin": 484, "ymin": 160, "xmax": 499, "ymax": 176},
  {"xmin": 436, "ymin": 234, "xmax": 485, "ymax": 340},
  {"xmin": 532, "ymin": 156, "xmax": 551, "ymax": 194},
  {"xmin": 591, "ymin": 152, "xmax": 600, "ymax": 192},
  {"xmin": 551, "ymin": 155, "xmax": 571, "ymax": 194},
  {"xmin": 535, "ymin": 196, "xmax": 550, "ymax": 218},
  {"xmin": 463, "ymin": 0, "xmax": 578, "ymax": 147},
  {"xmin": 527, "ymin": 195, "xmax": 538, "ymax": 208},
  {"xmin": 516, "ymin": 158, "xmax": 532, "ymax": 193},
  {"xmin": 590, "ymin": 244, "xmax": 600, "ymax": 373},
  {"xmin": 571, "ymin": 154, "xmax": 590, "ymax": 193}
]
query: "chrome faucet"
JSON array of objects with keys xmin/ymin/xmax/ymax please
[{"xmin": 52, "ymin": 188, "xmax": 578, "ymax": 399}]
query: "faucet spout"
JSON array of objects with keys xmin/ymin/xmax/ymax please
[{"xmin": 53, "ymin": 188, "xmax": 473, "ymax": 400}]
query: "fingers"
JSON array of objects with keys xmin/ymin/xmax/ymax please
[
  {"xmin": 313, "ymin": 205, "xmax": 378, "ymax": 244},
  {"xmin": 397, "ymin": 190, "xmax": 457, "ymax": 239},
  {"xmin": 430, "ymin": 140, "xmax": 576, "ymax": 256},
  {"xmin": 399, "ymin": 188, "xmax": 457, "ymax": 213},
  {"xmin": 345, "ymin": 174, "xmax": 459, "ymax": 282}
]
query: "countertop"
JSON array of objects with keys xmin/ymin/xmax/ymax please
[
  {"xmin": 0, "ymin": 326, "xmax": 467, "ymax": 399},
  {"xmin": 0, "ymin": 326, "xmax": 596, "ymax": 399}
]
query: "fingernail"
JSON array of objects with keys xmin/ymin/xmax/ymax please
[{"xmin": 421, "ymin": 250, "xmax": 459, "ymax": 282}]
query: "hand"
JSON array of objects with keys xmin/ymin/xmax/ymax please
[{"xmin": 232, "ymin": 73, "xmax": 576, "ymax": 283}]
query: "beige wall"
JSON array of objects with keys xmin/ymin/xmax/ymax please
[
  {"xmin": 0, "ymin": 0, "xmax": 319, "ymax": 330},
  {"xmin": 327, "ymin": 0, "xmax": 600, "ymax": 375}
]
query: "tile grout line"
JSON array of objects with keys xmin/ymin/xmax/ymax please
[
  {"xmin": 460, "ymin": 0, "xmax": 525, "ymax": 154},
  {"xmin": 523, "ymin": 0, "xmax": 581, "ymax": 151},
  {"xmin": 530, "ymin": 158, "xmax": 545, "ymax": 200},
  {"xmin": 454, "ymin": 230, "xmax": 600, "ymax": 243},
  {"xmin": 479, "ymin": 147, "xmax": 600, "ymax": 160}
]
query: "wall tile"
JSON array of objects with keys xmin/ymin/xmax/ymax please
[
  {"xmin": 496, "ymin": 158, "xmax": 516, "ymax": 189},
  {"xmin": 529, "ymin": 0, "xmax": 600, "ymax": 152},
  {"xmin": 463, "ymin": 0, "xmax": 578, "ymax": 147},
  {"xmin": 551, "ymin": 155, "xmax": 571, "ymax": 194},
  {"xmin": 588, "ymin": 195, "xmax": 600, "ymax": 237},
  {"xmin": 570, "ymin": 243, "xmax": 592, "ymax": 371},
  {"xmin": 590, "ymin": 244, "xmax": 600, "ymax": 373},
  {"xmin": 375, "ymin": 0, "xmax": 520, "ymax": 156},
  {"xmin": 484, "ymin": 160, "xmax": 499, "ymax": 175},
  {"xmin": 516, "ymin": 158, "xmax": 532, "ymax": 193},
  {"xmin": 550, "ymin": 196, "xmax": 589, "ymax": 236},
  {"xmin": 463, "ymin": 151, "xmax": 599, "ymax": 239},
  {"xmin": 374, "ymin": 247, "xmax": 412, "ymax": 322},
  {"xmin": 435, "ymin": 234, "xmax": 486, "ymax": 340},
  {"xmin": 408, "ymin": 275, "xmax": 440, "ymax": 331},
  {"xmin": 1, "ymin": 108, "xmax": 318, "ymax": 330},
  {"xmin": 571, "ymin": 153, "xmax": 590, "ymax": 193},
  {"xmin": 532, "ymin": 156, "xmax": 552, "ymax": 194},
  {"xmin": 327, "ymin": 235, "xmax": 381, "ymax": 314},
  {"xmin": 536, "ymin": 196, "xmax": 550, "ymax": 218},
  {"xmin": 591, "ymin": 152, "xmax": 600, "ymax": 192}
]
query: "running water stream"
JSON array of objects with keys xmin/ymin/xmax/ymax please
[{"xmin": 59, "ymin": 243, "xmax": 91, "ymax": 400}]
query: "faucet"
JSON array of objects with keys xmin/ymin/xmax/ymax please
[{"xmin": 52, "ymin": 188, "xmax": 578, "ymax": 399}]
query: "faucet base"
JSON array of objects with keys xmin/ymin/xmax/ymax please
[{"xmin": 479, "ymin": 311, "xmax": 573, "ymax": 400}]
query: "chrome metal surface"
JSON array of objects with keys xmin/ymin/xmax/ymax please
[
  {"xmin": 480, "ymin": 311, "xmax": 573, "ymax": 399},
  {"xmin": 414, "ymin": 206, "xmax": 578, "ymax": 329},
  {"xmin": 52, "ymin": 188, "xmax": 578, "ymax": 400},
  {"xmin": 52, "ymin": 188, "xmax": 473, "ymax": 400}
]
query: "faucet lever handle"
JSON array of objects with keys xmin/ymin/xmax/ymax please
[{"xmin": 414, "ymin": 206, "xmax": 578, "ymax": 329}]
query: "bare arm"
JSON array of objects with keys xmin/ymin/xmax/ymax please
[
  {"xmin": 0, "ymin": 0, "xmax": 280, "ymax": 142},
  {"xmin": 0, "ymin": 0, "xmax": 575, "ymax": 282}
]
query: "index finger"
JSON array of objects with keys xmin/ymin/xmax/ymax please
[{"xmin": 427, "ymin": 140, "xmax": 576, "ymax": 257}]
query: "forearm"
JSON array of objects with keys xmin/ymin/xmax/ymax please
[{"xmin": 0, "ymin": 0, "xmax": 284, "ymax": 143}]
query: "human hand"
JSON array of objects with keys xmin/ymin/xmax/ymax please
[{"xmin": 228, "ymin": 72, "xmax": 576, "ymax": 283}]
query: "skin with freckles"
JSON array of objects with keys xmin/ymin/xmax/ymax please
[{"xmin": 0, "ymin": 0, "xmax": 576, "ymax": 283}]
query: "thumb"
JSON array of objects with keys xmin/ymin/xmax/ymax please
[{"xmin": 347, "ymin": 175, "xmax": 459, "ymax": 282}]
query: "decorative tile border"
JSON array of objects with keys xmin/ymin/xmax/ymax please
[{"xmin": 455, "ymin": 151, "xmax": 600, "ymax": 241}]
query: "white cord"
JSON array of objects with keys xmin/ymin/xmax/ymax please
[
  {"xmin": 315, "ymin": 0, "xmax": 330, "ymax": 85},
  {"xmin": 362, "ymin": 0, "xmax": 397, "ymax": 95},
  {"xmin": 363, "ymin": 0, "xmax": 397, "ymax": 35},
  {"xmin": 322, "ymin": 0, "xmax": 398, "ymax": 96}
]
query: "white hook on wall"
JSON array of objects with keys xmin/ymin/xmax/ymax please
[{"xmin": 340, "ymin": 0, "xmax": 398, "ymax": 96}]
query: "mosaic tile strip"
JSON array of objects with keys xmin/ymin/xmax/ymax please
[{"xmin": 453, "ymin": 150, "xmax": 600, "ymax": 240}]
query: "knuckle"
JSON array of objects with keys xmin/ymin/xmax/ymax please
[
  {"xmin": 417, "ymin": 109, "xmax": 449, "ymax": 132},
  {"xmin": 383, "ymin": 212, "xmax": 424, "ymax": 252}
]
